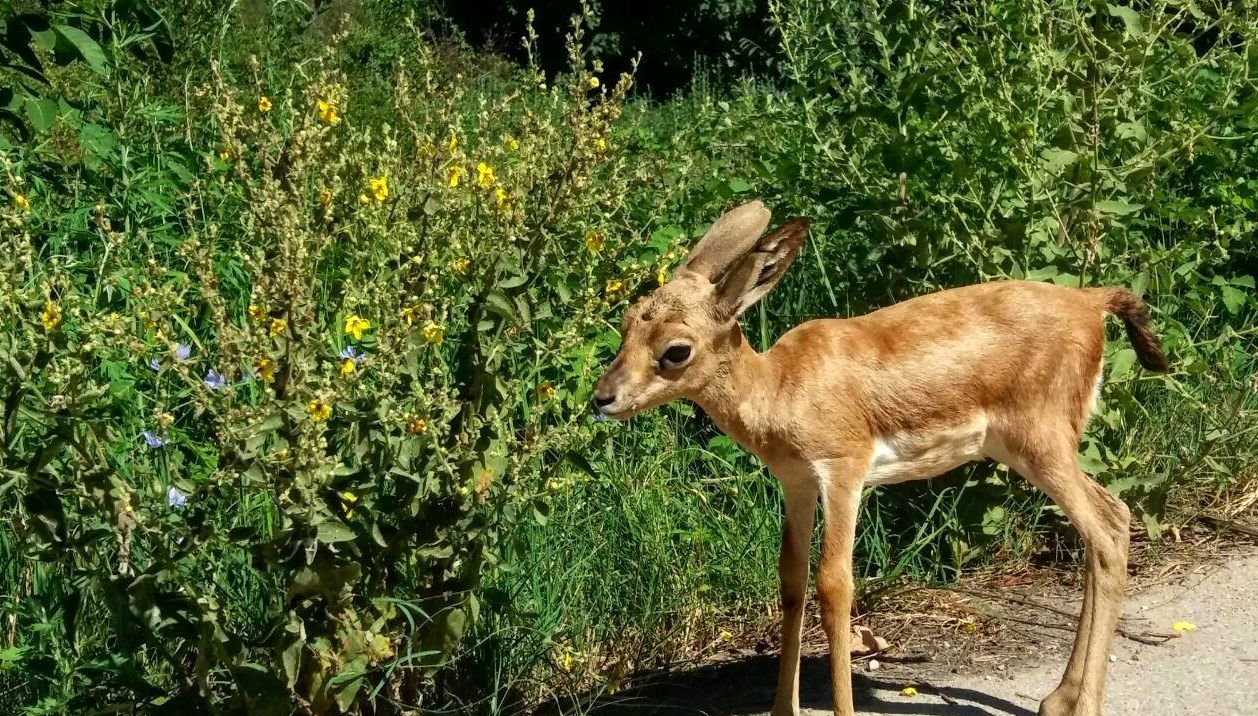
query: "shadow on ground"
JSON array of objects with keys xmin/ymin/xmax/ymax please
[{"xmin": 575, "ymin": 654, "xmax": 1037, "ymax": 716}]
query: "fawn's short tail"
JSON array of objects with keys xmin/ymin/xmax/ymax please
[{"xmin": 1099, "ymin": 288, "xmax": 1169, "ymax": 373}]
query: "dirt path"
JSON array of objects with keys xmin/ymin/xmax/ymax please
[
  {"xmin": 586, "ymin": 553, "xmax": 1258, "ymax": 715},
  {"xmin": 835, "ymin": 553, "xmax": 1258, "ymax": 715}
]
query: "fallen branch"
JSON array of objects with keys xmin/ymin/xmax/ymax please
[
  {"xmin": 1199, "ymin": 514, "xmax": 1258, "ymax": 539},
  {"xmin": 952, "ymin": 588, "xmax": 1178, "ymax": 646}
]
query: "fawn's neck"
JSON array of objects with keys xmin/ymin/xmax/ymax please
[{"xmin": 691, "ymin": 328, "xmax": 784, "ymax": 457}]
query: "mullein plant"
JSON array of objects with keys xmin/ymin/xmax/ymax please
[{"xmin": 0, "ymin": 15, "xmax": 675, "ymax": 714}]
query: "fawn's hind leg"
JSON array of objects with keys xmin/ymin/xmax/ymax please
[{"xmin": 995, "ymin": 429, "xmax": 1130, "ymax": 716}]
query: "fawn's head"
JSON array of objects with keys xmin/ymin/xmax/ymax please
[{"xmin": 593, "ymin": 200, "xmax": 809, "ymax": 419}]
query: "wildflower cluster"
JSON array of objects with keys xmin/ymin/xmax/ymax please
[{"xmin": 0, "ymin": 11, "xmax": 673, "ymax": 710}]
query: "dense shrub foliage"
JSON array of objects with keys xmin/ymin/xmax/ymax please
[{"xmin": 0, "ymin": 0, "xmax": 1254, "ymax": 713}]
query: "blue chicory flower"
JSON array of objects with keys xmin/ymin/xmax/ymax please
[
  {"xmin": 175, "ymin": 343, "xmax": 192, "ymax": 361},
  {"xmin": 167, "ymin": 486, "xmax": 188, "ymax": 509},
  {"xmin": 142, "ymin": 429, "xmax": 168, "ymax": 449},
  {"xmin": 340, "ymin": 346, "xmax": 365, "ymax": 361},
  {"xmin": 148, "ymin": 357, "xmax": 161, "ymax": 372},
  {"xmin": 203, "ymin": 369, "xmax": 227, "ymax": 390}
]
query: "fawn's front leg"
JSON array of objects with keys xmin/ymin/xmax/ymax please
[
  {"xmin": 771, "ymin": 479, "xmax": 818, "ymax": 716},
  {"xmin": 815, "ymin": 457, "xmax": 867, "ymax": 716}
]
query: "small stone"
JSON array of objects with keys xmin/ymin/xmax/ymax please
[
  {"xmin": 1109, "ymin": 654, "xmax": 1117, "ymax": 663},
  {"xmin": 868, "ymin": 659, "xmax": 880, "ymax": 672}
]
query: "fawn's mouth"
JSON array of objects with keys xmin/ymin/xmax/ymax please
[{"xmin": 594, "ymin": 394, "xmax": 642, "ymax": 421}]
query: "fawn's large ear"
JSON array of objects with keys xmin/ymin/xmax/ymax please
[
  {"xmin": 680, "ymin": 200, "xmax": 772, "ymax": 280},
  {"xmin": 715, "ymin": 219, "xmax": 810, "ymax": 321}
]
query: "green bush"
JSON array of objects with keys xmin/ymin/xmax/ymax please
[{"xmin": 0, "ymin": 12, "xmax": 683, "ymax": 711}]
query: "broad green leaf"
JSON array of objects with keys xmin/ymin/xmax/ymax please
[
  {"xmin": 1106, "ymin": 5, "xmax": 1144, "ymax": 38},
  {"xmin": 1094, "ymin": 199, "xmax": 1142, "ymax": 216},
  {"xmin": 1039, "ymin": 147, "xmax": 1078, "ymax": 172},
  {"xmin": 24, "ymin": 97, "xmax": 57, "ymax": 132},
  {"xmin": 54, "ymin": 25, "xmax": 107, "ymax": 75},
  {"xmin": 316, "ymin": 520, "xmax": 355, "ymax": 544},
  {"xmin": 1108, "ymin": 347, "xmax": 1137, "ymax": 381},
  {"xmin": 1220, "ymin": 285, "xmax": 1246, "ymax": 315}
]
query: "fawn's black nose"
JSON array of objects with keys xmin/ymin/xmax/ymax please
[{"xmin": 593, "ymin": 392, "xmax": 616, "ymax": 409}]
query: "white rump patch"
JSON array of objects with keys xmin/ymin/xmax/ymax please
[
  {"xmin": 864, "ymin": 415, "xmax": 989, "ymax": 486},
  {"xmin": 1084, "ymin": 362, "xmax": 1104, "ymax": 422}
]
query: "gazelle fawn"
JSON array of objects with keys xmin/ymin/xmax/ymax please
[{"xmin": 593, "ymin": 200, "xmax": 1168, "ymax": 716}]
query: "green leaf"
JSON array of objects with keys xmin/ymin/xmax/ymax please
[
  {"xmin": 1106, "ymin": 5, "xmax": 1144, "ymax": 38},
  {"xmin": 1220, "ymin": 285, "xmax": 1246, "ymax": 315},
  {"xmin": 54, "ymin": 25, "xmax": 107, "ymax": 75},
  {"xmin": 484, "ymin": 290, "xmax": 516, "ymax": 322},
  {"xmin": 316, "ymin": 520, "xmax": 355, "ymax": 544},
  {"xmin": 24, "ymin": 97, "xmax": 57, "ymax": 132},
  {"xmin": 1094, "ymin": 199, "xmax": 1142, "ymax": 216},
  {"xmin": 1077, "ymin": 442, "xmax": 1107, "ymax": 476},
  {"xmin": 1039, "ymin": 147, "xmax": 1078, "ymax": 173},
  {"xmin": 1108, "ymin": 347, "xmax": 1137, "ymax": 381}
]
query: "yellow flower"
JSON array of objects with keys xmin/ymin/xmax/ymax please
[
  {"xmin": 269, "ymin": 317, "xmax": 286, "ymax": 337},
  {"xmin": 503, "ymin": 135, "xmax": 519, "ymax": 151},
  {"xmin": 401, "ymin": 305, "xmax": 420, "ymax": 326},
  {"xmin": 446, "ymin": 166, "xmax": 464, "ymax": 188},
  {"xmin": 258, "ymin": 95, "xmax": 273, "ymax": 113},
  {"xmin": 316, "ymin": 98, "xmax": 340, "ymax": 126},
  {"xmin": 318, "ymin": 188, "xmax": 333, "ymax": 209},
  {"xmin": 248, "ymin": 304, "xmax": 266, "ymax": 321},
  {"xmin": 255, "ymin": 357, "xmax": 276, "ymax": 382},
  {"xmin": 901, "ymin": 686, "xmax": 918, "ymax": 697},
  {"xmin": 369, "ymin": 176, "xmax": 389, "ymax": 202},
  {"xmin": 605, "ymin": 279, "xmax": 624, "ymax": 294},
  {"xmin": 13, "ymin": 194, "xmax": 31, "ymax": 213},
  {"xmin": 718, "ymin": 629, "xmax": 733, "ymax": 640},
  {"xmin": 547, "ymin": 479, "xmax": 563, "ymax": 491},
  {"xmin": 537, "ymin": 381, "xmax": 556, "ymax": 400},
  {"xmin": 1172, "ymin": 621, "xmax": 1197, "ymax": 632},
  {"xmin": 407, "ymin": 418, "xmax": 428, "ymax": 434},
  {"xmin": 447, "ymin": 134, "xmax": 459, "ymax": 152},
  {"xmin": 421, "ymin": 321, "xmax": 443, "ymax": 345},
  {"xmin": 339, "ymin": 490, "xmax": 357, "ymax": 518},
  {"xmin": 476, "ymin": 162, "xmax": 495, "ymax": 188},
  {"xmin": 344, "ymin": 314, "xmax": 371, "ymax": 340},
  {"xmin": 657, "ymin": 267, "xmax": 669, "ymax": 286},
  {"xmin": 494, "ymin": 187, "xmax": 510, "ymax": 213},
  {"xmin": 586, "ymin": 76, "xmax": 600, "ymax": 90},
  {"xmin": 595, "ymin": 137, "xmax": 606, "ymax": 152},
  {"xmin": 584, "ymin": 230, "xmax": 604, "ymax": 252},
  {"xmin": 369, "ymin": 633, "xmax": 393, "ymax": 661},
  {"xmin": 158, "ymin": 412, "xmax": 175, "ymax": 429},
  {"xmin": 308, "ymin": 399, "xmax": 332, "ymax": 421},
  {"xmin": 561, "ymin": 651, "xmax": 575, "ymax": 672},
  {"xmin": 40, "ymin": 302, "xmax": 62, "ymax": 331},
  {"xmin": 218, "ymin": 147, "xmax": 231, "ymax": 161},
  {"xmin": 340, "ymin": 358, "xmax": 356, "ymax": 377},
  {"xmin": 358, "ymin": 193, "xmax": 370, "ymax": 204},
  {"xmin": 451, "ymin": 258, "xmax": 471, "ymax": 276}
]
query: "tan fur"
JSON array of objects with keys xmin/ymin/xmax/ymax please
[{"xmin": 594, "ymin": 201, "xmax": 1168, "ymax": 716}]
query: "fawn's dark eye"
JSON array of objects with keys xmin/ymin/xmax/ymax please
[{"xmin": 659, "ymin": 344, "xmax": 692, "ymax": 370}]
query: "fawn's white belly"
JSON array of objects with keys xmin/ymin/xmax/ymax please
[{"xmin": 864, "ymin": 415, "xmax": 989, "ymax": 485}]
